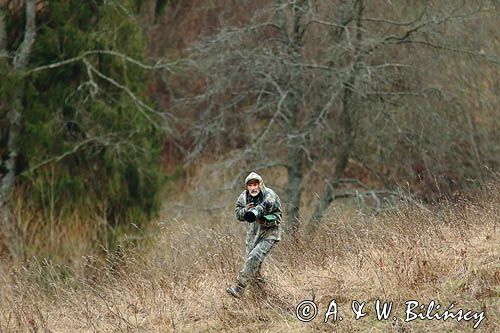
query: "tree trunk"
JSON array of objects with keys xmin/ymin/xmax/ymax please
[
  {"xmin": 285, "ymin": 127, "xmax": 304, "ymax": 233},
  {"xmin": 0, "ymin": 7, "xmax": 6, "ymax": 56},
  {"xmin": 1, "ymin": 1, "xmax": 36, "ymax": 255},
  {"xmin": 283, "ymin": 0, "xmax": 308, "ymax": 234},
  {"xmin": 13, "ymin": 0, "xmax": 37, "ymax": 70},
  {"xmin": 0, "ymin": 0, "xmax": 36, "ymax": 207},
  {"xmin": 308, "ymin": 0, "xmax": 364, "ymax": 231}
]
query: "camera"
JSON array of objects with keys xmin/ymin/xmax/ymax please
[{"xmin": 244, "ymin": 206, "xmax": 262, "ymax": 222}]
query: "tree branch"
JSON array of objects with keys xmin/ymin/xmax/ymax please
[
  {"xmin": 1, "ymin": 0, "xmax": 37, "ymax": 205},
  {"xmin": 85, "ymin": 60, "xmax": 174, "ymax": 130},
  {"xmin": 0, "ymin": 6, "xmax": 6, "ymax": 57},
  {"xmin": 361, "ymin": 2, "xmax": 429, "ymax": 27},
  {"xmin": 13, "ymin": 0, "xmax": 36, "ymax": 69},
  {"xmin": 384, "ymin": 39, "xmax": 500, "ymax": 65},
  {"xmin": 22, "ymin": 137, "xmax": 104, "ymax": 175},
  {"xmin": 382, "ymin": 1, "xmax": 468, "ymax": 44},
  {"xmin": 28, "ymin": 50, "xmax": 178, "ymax": 74}
]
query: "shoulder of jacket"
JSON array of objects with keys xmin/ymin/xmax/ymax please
[
  {"xmin": 263, "ymin": 187, "xmax": 279, "ymax": 200},
  {"xmin": 237, "ymin": 190, "xmax": 247, "ymax": 201}
]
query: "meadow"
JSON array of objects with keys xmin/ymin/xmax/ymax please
[{"xmin": 1, "ymin": 183, "xmax": 498, "ymax": 332}]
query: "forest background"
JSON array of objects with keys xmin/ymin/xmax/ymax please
[{"xmin": 0, "ymin": 1, "xmax": 499, "ymax": 332}]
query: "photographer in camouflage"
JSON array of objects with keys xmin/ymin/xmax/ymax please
[{"xmin": 226, "ymin": 172, "xmax": 282, "ymax": 298}]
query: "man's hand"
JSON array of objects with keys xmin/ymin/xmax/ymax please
[{"xmin": 245, "ymin": 202, "xmax": 255, "ymax": 212}]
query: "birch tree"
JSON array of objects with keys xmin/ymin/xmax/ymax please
[{"xmin": 0, "ymin": 0, "xmax": 36, "ymax": 210}]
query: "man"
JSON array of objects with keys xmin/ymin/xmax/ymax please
[{"xmin": 226, "ymin": 171, "xmax": 282, "ymax": 298}]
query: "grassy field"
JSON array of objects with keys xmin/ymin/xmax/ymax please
[{"xmin": 0, "ymin": 184, "xmax": 498, "ymax": 332}]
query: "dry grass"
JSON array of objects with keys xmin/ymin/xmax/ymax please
[{"xmin": 0, "ymin": 184, "xmax": 499, "ymax": 332}]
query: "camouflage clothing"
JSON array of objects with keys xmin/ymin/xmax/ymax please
[
  {"xmin": 233, "ymin": 172, "xmax": 282, "ymax": 288},
  {"xmin": 235, "ymin": 174, "xmax": 282, "ymax": 245},
  {"xmin": 237, "ymin": 239, "xmax": 277, "ymax": 287}
]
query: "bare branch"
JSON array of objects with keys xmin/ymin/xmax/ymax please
[
  {"xmin": 382, "ymin": 1, "xmax": 469, "ymax": 44},
  {"xmin": 307, "ymin": 17, "xmax": 346, "ymax": 29},
  {"xmin": 13, "ymin": 0, "xmax": 36, "ymax": 69},
  {"xmin": 0, "ymin": 6, "xmax": 6, "ymax": 56},
  {"xmin": 361, "ymin": 3, "xmax": 429, "ymax": 26},
  {"xmin": 28, "ymin": 50, "xmax": 178, "ymax": 74},
  {"xmin": 384, "ymin": 39, "xmax": 500, "ymax": 65},
  {"xmin": 23, "ymin": 128, "xmax": 152, "ymax": 175},
  {"xmin": 27, "ymin": 56, "xmax": 83, "ymax": 73},
  {"xmin": 22, "ymin": 137, "xmax": 103, "ymax": 175},
  {"xmin": 85, "ymin": 60, "xmax": 174, "ymax": 130}
]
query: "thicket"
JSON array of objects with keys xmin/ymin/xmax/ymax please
[
  {"xmin": 1, "ymin": 0, "xmax": 500, "ymax": 262},
  {"xmin": 0, "ymin": 0, "xmax": 169, "ymax": 260}
]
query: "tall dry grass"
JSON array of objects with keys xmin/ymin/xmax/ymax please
[{"xmin": 0, "ymin": 183, "xmax": 498, "ymax": 332}]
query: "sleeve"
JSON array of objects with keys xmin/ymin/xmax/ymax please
[
  {"xmin": 257, "ymin": 192, "xmax": 282, "ymax": 227},
  {"xmin": 234, "ymin": 193, "xmax": 247, "ymax": 221}
]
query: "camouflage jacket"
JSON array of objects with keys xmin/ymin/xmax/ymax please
[{"xmin": 234, "ymin": 187, "xmax": 282, "ymax": 249}]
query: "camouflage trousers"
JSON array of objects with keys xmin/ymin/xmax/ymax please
[{"xmin": 237, "ymin": 239, "xmax": 277, "ymax": 287}]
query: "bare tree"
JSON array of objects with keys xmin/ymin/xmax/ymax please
[
  {"xmin": 188, "ymin": 0, "xmax": 317, "ymax": 233},
  {"xmin": 308, "ymin": 0, "xmax": 500, "ymax": 226},
  {"xmin": 186, "ymin": 0, "xmax": 500, "ymax": 233}
]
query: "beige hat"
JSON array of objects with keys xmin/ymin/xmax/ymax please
[{"xmin": 245, "ymin": 172, "xmax": 266, "ymax": 189}]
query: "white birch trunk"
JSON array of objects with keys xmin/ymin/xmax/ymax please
[{"xmin": 1, "ymin": 0, "xmax": 36, "ymax": 205}]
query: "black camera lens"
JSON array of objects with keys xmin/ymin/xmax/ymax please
[{"xmin": 244, "ymin": 207, "xmax": 260, "ymax": 222}]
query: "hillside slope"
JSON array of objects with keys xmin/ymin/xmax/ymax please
[{"xmin": 1, "ymin": 184, "xmax": 499, "ymax": 332}]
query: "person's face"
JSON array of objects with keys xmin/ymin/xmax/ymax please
[{"xmin": 247, "ymin": 180, "xmax": 261, "ymax": 197}]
